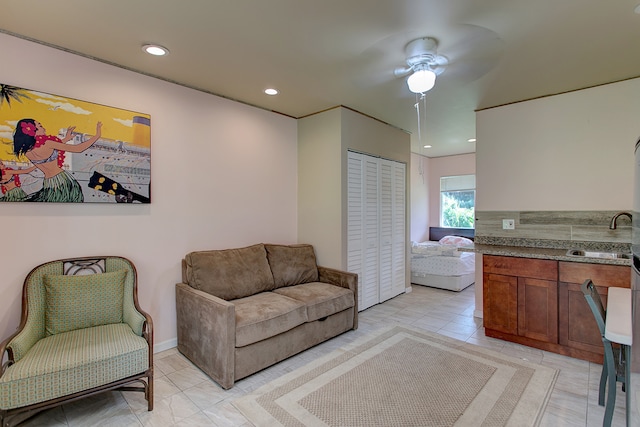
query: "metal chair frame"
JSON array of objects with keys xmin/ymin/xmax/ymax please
[{"xmin": 581, "ymin": 279, "xmax": 628, "ymax": 427}]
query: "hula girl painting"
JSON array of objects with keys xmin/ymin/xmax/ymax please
[
  {"xmin": 0, "ymin": 83, "xmax": 151, "ymax": 203},
  {"xmin": 13, "ymin": 119, "xmax": 102, "ymax": 202},
  {"xmin": 0, "ymin": 160, "xmax": 36, "ymax": 202}
]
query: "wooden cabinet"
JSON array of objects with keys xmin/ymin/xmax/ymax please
[
  {"xmin": 518, "ymin": 277, "xmax": 558, "ymax": 343},
  {"xmin": 483, "ymin": 254, "xmax": 630, "ymax": 363},
  {"xmin": 558, "ymin": 261, "xmax": 630, "ymax": 358},
  {"xmin": 483, "ymin": 255, "xmax": 557, "ymax": 343},
  {"xmin": 483, "ymin": 272, "xmax": 517, "ymax": 335}
]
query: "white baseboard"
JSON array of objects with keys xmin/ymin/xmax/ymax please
[
  {"xmin": 405, "ymin": 286, "xmax": 413, "ymax": 293},
  {"xmin": 154, "ymin": 338, "xmax": 177, "ymax": 354},
  {"xmin": 473, "ymin": 309, "xmax": 483, "ymax": 319}
]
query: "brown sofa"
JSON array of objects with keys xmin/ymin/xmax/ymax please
[{"xmin": 175, "ymin": 243, "xmax": 358, "ymax": 389}]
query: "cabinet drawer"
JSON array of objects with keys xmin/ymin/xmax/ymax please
[
  {"xmin": 558, "ymin": 261, "xmax": 630, "ymax": 288},
  {"xmin": 483, "ymin": 255, "xmax": 557, "ymax": 281}
]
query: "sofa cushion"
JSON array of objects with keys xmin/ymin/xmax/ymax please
[
  {"xmin": 185, "ymin": 244, "xmax": 275, "ymax": 300},
  {"xmin": 44, "ymin": 269, "xmax": 127, "ymax": 335},
  {"xmin": 232, "ymin": 292, "xmax": 307, "ymax": 347},
  {"xmin": 265, "ymin": 244, "xmax": 318, "ymax": 288},
  {"xmin": 0, "ymin": 323, "xmax": 148, "ymax": 410},
  {"xmin": 273, "ymin": 282, "xmax": 355, "ymax": 322}
]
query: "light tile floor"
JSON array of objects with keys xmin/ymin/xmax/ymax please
[{"xmin": 17, "ymin": 284, "xmax": 637, "ymax": 426}]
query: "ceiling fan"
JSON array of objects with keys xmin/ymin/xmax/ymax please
[
  {"xmin": 393, "ymin": 37, "xmax": 448, "ymax": 94},
  {"xmin": 353, "ymin": 25, "xmax": 504, "ymax": 96}
]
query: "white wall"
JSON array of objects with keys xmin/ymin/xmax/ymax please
[
  {"xmin": 297, "ymin": 108, "xmax": 343, "ymax": 267},
  {"xmin": 0, "ymin": 34, "xmax": 298, "ymax": 350},
  {"xmin": 477, "ymin": 78, "xmax": 639, "ymax": 211},
  {"xmin": 410, "ymin": 153, "xmax": 429, "ymax": 243}
]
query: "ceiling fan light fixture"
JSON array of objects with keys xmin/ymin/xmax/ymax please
[{"xmin": 407, "ymin": 68, "xmax": 436, "ymax": 93}]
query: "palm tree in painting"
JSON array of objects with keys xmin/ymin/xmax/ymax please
[{"xmin": 0, "ymin": 84, "xmax": 31, "ymax": 107}]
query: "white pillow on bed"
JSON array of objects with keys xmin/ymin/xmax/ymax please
[{"xmin": 439, "ymin": 235, "xmax": 473, "ymax": 247}]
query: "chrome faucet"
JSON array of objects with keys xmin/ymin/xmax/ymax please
[{"xmin": 609, "ymin": 211, "xmax": 632, "ymax": 229}]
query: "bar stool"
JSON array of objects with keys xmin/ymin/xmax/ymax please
[{"xmin": 581, "ymin": 279, "xmax": 632, "ymax": 427}]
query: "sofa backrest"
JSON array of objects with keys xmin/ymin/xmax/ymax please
[
  {"xmin": 184, "ymin": 244, "xmax": 275, "ymax": 300},
  {"xmin": 182, "ymin": 243, "xmax": 321, "ymax": 300},
  {"xmin": 264, "ymin": 244, "xmax": 319, "ymax": 288}
]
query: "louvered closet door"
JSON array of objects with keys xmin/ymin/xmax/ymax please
[
  {"xmin": 347, "ymin": 152, "xmax": 404, "ymax": 311},
  {"xmin": 347, "ymin": 152, "xmax": 365, "ymax": 309},
  {"xmin": 391, "ymin": 161, "xmax": 406, "ymax": 297},
  {"xmin": 360, "ymin": 155, "xmax": 380, "ymax": 310},
  {"xmin": 347, "ymin": 152, "xmax": 379, "ymax": 311},
  {"xmin": 378, "ymin": 159, "xmax": 394, "ymax": 302}
]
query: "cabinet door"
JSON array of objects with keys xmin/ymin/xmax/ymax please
[
  {"xmin": 517, "ymin": 277, "xmax": 558, "ymax": 343},
  {"xmin": 558, "ymin": 261, "xmax": 629, "ymax": 355},
  {"xmin": 483, "ymin": 273, "xmax": 518, "ymax": 335},
  {"xmin": 558, "ymin": 281, "xmax": 608, "ymax": 354}
]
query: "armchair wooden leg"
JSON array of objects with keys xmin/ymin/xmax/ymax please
[{"xmin": 147, "ymin": 373, "xmax": 154, "ymax": 411}]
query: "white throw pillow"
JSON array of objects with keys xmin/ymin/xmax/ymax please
[{"xmin": 438, "ymin": 235, "xmax": 474, "ymax": 247}]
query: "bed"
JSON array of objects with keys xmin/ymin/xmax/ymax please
[{"xmin": 410, "ymin": 227, "xmax": 476, "ymax": 292}]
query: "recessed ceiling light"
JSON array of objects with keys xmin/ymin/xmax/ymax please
[
  {"xmin": 142, "ymin": 44, "xmax": 169, "ymax": 56},
  {"xmin": 468, "ymin": 138, "xmax": 476, "ymax": 143},
  {"xmin": 423, "ymin": 145, "xmax": 432, "ymax": 149},
  {"xmin": 264, "ymin": 88, "xmax": 279, "ymax": 95}
]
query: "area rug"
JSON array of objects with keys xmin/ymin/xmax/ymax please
[{"xmin": 233, "ymin": 326, "xmax": 558, "ymax": 427}]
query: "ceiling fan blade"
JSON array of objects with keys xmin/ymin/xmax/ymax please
[
  {"xmin": 436, "ymin": 24, "xmax": 504, "ymax": 84},
  {"xmin": 393, "ymin": 66, "xmax": 412, "ymax": 77},
  {"xmin": 351, "ymin": 30, "xmax": 422, "ymax": 88}
]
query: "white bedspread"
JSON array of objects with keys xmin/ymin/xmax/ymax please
[{"xmin": 411, "ymin": 252, "xmax": 475, "ymax": 277}]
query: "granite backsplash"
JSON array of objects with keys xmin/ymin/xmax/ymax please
[{"xmin": 475, "ymin": 210, "xmax": 631, "ymax": 253}]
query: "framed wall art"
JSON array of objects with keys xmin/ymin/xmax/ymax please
[{"xmin": 0, "ymin": 84, "xmax": 151, "ymax": 203}]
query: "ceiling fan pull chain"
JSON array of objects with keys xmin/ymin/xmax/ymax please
[
  {"xmin": 415, "ymin": 93, "xmax": 421, "ymax": 143},
  {"xmin": 422, "ymin": 93, "xmax": 427, "ymax": 143}
]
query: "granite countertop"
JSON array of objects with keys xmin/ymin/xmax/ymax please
[{"xmin": 460, "ymin": 243, "xmax": 631, "ymax": 266}]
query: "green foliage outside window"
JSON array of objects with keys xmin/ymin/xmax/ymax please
[{"xmin": 441, "ymin": 190, "xmax": 475, "ymax": 228}]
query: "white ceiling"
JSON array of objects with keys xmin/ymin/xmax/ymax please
[{"xmin": 2, "ymin": 0, "xmax": 639, "ymax": 157}]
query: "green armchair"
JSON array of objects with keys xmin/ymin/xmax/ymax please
[{"xmin": 0, "ymin": 256, "xmax": 153, "ymax": 426}]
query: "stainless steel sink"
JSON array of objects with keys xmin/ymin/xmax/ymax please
[{"xmin": 565, "ymin": 249, "xmax": 631, "ymax": 260}]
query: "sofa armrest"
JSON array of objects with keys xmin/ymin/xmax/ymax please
[
  {"xmin": 175, "ymin": 282, "xmax": 236, "ymax": 389},
  {"xmin": 317, "ymin": 266, "xmax": 358, "ymax": 329},
  {"xmin": 1, "ymin": 318, "xmax": 43, "ymax": 367}
]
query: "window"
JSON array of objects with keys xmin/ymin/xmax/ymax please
[{"xmin": 440, "ymin": 175, "xmax": 475, "ymax": 228}]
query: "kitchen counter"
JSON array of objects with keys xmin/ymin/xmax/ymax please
[{"xmin": 460, "ymin": 243, "xmax": 631, "ymax": 266}]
